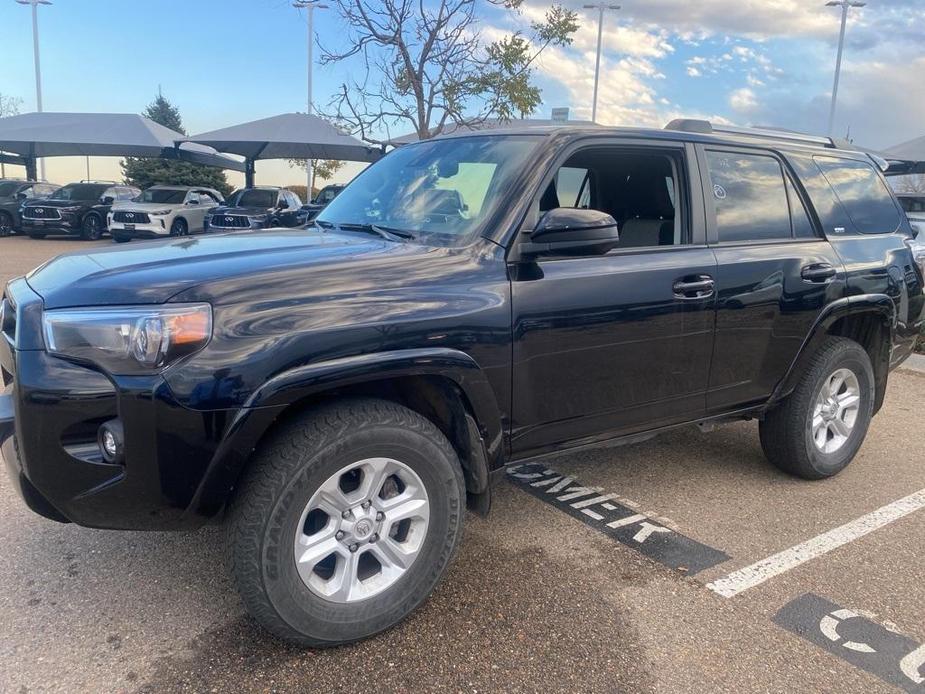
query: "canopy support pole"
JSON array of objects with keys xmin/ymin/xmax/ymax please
[
  {"xmin": 244, "ymin": 157, "xmax": 256, "ymax": 188},
  {"xmin": 24, "ymin": 156, "xmax": 37, "ymax": 182}
]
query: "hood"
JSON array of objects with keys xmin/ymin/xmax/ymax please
[
  {"xmin": 210, "ymin": 205, "xmax": 271, "ymax": 216},
  {"xmin": 23, "ymin": 198, "xmax": 93, "ymax": 209},
  {"xmin": 111, "ymin": 201, "xmax": 183, "ymax": 212},
  {"xmin": 25, "ymin": 230, "xmax": 425, "ymax": 309}
]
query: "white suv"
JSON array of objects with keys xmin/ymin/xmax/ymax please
[{"xmin": 108, "ymin": 185, "xmax": 223, "ymax": 242}]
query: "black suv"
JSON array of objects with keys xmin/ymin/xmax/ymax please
[
  {"xmin": 0, "ymin": 180, "xmax": 60, "ymax": 236},
  {"xmin": 2, "ymin": 122, "xmax": 923, "ymax": 647},
  {"xmin": 204, "ymin": 186, "xmax": 305, "ymax": 231},
  {"xmin": 301, "ymin": 183, "xmax": 345, "ymax": 222},
  {"xmin": 20, "ymin": 181, "xmax": 140, "ymax": 240}
]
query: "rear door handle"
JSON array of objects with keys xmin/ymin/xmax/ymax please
[
  {"xmin": 801, "ymin": 263, "xmax": 837, "ymax": 283},
  {"xmin": 673, "ymin": 275, "xmax": 715, "ymax": 300}
]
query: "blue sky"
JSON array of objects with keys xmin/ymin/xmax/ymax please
[{"xmin": 0, "ymin": 0, "xmax": 922, "ymax": 188}]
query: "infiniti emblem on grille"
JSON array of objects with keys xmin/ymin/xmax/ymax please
[
  {"xmin": 126, "ymin": 212, "xmax": 134, "ymax": 219},
  {"xmin": 35, "ymin": 208, "xmax": 43, "ymax": 214},
  {"xmin": 226, "ymin": 216, "xmax": 234, "ymax": 223}
]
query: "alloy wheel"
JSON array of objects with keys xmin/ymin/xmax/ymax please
[
  {"xmin": 293, "ymin": 457, "xmax": 430, "ymax": 603},
  {"xmin": 811, "ymin": 367, "xmax": 861, "ymax": 454}
]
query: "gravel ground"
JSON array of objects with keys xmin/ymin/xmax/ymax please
[{"xmin": 1, "ymin": 235, "xmax": 923, "ymax": 693}]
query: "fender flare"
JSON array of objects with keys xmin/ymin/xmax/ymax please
[
  {"xmin": 184, "ymin": 348, "xmax": 505, "ymax": 520},
  {"xmin": 768, "ymin": 293, "xmax": 896, "ymax": 407}
]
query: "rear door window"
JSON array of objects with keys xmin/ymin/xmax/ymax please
[
  {"xmin": 813, "ymin": 157, "xmax": 902, "ymax": 234},
  {"xmin": 705, "ymin": 150, "xmax": 791, "ymax": 242}
]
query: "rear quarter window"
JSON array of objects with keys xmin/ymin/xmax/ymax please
[{"xmin": 813, "ymin": 156, "xmax": 902, "ymax": 234}]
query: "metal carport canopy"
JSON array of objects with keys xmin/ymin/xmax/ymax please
[
  {"xmin": 182, "ymin": 113, "xmax": 382, "ymax": 187},
  {"xmin": 0, "ymin": 112, "xmax": 245, "ymax": 178},
  {"xmin": 883, "ymin": 135, "xmax": 925, "ymax": 175}
]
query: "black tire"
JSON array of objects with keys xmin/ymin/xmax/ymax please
[
  {"xmin": 81, "ymin": 213, "xmax": 103, "ymax": 241},
  {"xmin": 170, "ymin": 218, "xmax": 188, "ymax": 237},
  {"xmin": 28, "ymin": 232, "xmax": 46, "ymax": 240},
  {"xmin": 226, "ymin": 398, "xmax": 466, "ymax": 647},
  {"xmin": 759, "ymin": 337, "xmax": 875, "ymax": 480},
  {"xmin": 0, "ymin": 212, "xmax": 13, "ymax": 237}
]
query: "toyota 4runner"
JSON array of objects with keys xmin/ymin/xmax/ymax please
[{"xmin": 1, "ymin": 121, "xmax": 923, "ymax": 647}]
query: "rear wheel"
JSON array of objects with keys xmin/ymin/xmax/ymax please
[
  {"xmin": 226, "ymin": 398, "xmax": 465, "ymax": 647},
  {"xmin": 81, "ymin": 213, "xmax": 103, "ymax": 241},
  {"xmin": 759, "ymin": 337, "xmax": 874, "ymax": 479},
  {"xmin": 169, "ymin": 218, "xmax": 189, "ymax": 237},
  {"xmin": 28, "ymin": 232, "xmax": 46, "ymax": 240}
]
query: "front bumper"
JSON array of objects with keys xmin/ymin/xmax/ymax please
[
  {"xmin": 109, "ymin": 221, "xmax": 169, "ymax": 239},
  {"xmin": 0, "ymin": 278, "xmax": 267, "ymax": 530},
  {"xmin": 20, "ymin": 217, "xmax": 81, "ymax": 235}
]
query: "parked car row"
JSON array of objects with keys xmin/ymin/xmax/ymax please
[{"xmin": 0, "ymin": 178, "xmax": 348, "ymax": 241}]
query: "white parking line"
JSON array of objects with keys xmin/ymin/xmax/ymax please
[{"xmin": 708, "ymin": 488, "xmax": 925, "ymax": 598}]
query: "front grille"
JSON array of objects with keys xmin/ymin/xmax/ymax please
[
  {"xmin": 22, "ymin": 206, "xmax": 61, "ymax": 220},
  {"xmin": 210, "ymin": 214, "xmax": 250, "ymax": 229},
  {"xmin": 1, "ymin": 294, "xmax": 15, "ymax": 387},
  {"xmin": 1, "ymin": 296, "xmax": 14, "ymax": 343},
  {"xmin": 113, "ymin": 211, "xmax": 151, "ymax": 224}
]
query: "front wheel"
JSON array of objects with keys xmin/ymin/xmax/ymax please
[
  {"xmin": 0, "ymin": 212, "xmax": 13, "ymax": 237},
  {"xmin": 169, "ymin": 218, "xmax": 189, "ymax": 236},
  {"xmin": 759, "ymin": 337, "xmax": 875, "ymax": 479},
  {"xmin": 226, "ymin": 399, "xmax": 465, "ymax": 647},
  {"xmin": 81, "ymin": 214, "xmax": 103, "ymax": 240}
]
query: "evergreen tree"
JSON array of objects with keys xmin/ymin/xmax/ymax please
[{"xmin": 121, "ymin": 92, "xmax": 231, "ymax": 196}]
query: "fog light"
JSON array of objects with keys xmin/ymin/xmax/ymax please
[{"xmin": 97, "ymin": 420, "xmax": 124, "ymax": 464}]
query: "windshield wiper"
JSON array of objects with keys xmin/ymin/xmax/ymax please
[{"xmin": 324, "ymin": 221, "xmax": 415, "ymax": 241}]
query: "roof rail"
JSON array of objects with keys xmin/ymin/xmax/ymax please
[
  {"xmin": 79, "ymin": 179, "xmax": 118, "ymax": 184},
  {"xmin": 664, "ymin": 119, "xmax": 836, "ymax": 148}
]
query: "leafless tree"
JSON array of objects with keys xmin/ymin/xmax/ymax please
[
  {"xmin": 320, "ymin": 0, "xmax": 577, "ymax": 143},
  {"xmin": 0, "ymin": 93, "xmax": 22, "ymax": 118}
]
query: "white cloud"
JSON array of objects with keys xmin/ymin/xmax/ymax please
[
  {"xmin": 730, "ymin": 87, "xmax": 758, "ymax": 112},
  {"xmin": 687, "ymin": 66, "xmax": 702, "ymax": 77}
]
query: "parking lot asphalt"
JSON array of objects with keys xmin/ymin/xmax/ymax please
[{"xmin": 1, "ymin": 235, "xmax": 923, "ymax": 693}]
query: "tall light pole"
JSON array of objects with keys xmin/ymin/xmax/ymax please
[
  {"xmin": 293, "ymin": 0, "xmax": 327, "ymax": 199},
  {"xmin": 825, "ymin": 0, "xmax": 866, "ymax": 136},
  {"xmin": 583, "ymin": 3, "xmax": 620, "ymax": 124},
  {"xmin": 16, "ymin": 0, "xmax": 51, "ymax": 181}
]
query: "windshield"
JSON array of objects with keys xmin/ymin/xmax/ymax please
[
  {"xmin": 136, "ymin": 188, "xmax": 187, "ymax": 204},
  {"xmin": 0, "ymin": 182, "xmax": 20, "ymax": 197},
  {"xmin": 49, "ymin": 184, "xmax": 107, "ymax": 201},
  {"xmin": 899, "ymin": 196, "xmax": 925, "ymax": 214},
  {"xmin": 317, "ymin": 135, "xmax": 541, "ymax": 245},
  {"xmin": 227, "ymin": 189, "xmax": 277, "ymax": 208}
]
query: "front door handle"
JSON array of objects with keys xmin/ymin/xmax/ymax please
[
  {"xmin": 801, "ymin": 263, "xmax": 837, "ymax": 283},
  {"xmin": 673, "ymin": 275, "xmax": 715, "ymax": 300}
]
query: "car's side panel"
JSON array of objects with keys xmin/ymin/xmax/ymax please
[{"xmin": 695, "ymin": 144, "xmax": 849, "ymax": 412}]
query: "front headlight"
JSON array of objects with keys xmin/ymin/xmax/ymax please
[
  {"xmin": 43, "ymin": 303, "xmax": 212, "ymax": 374},
  {"xmin": 149, "ymin": 209, "xmax": 172, "ymax": 216}
]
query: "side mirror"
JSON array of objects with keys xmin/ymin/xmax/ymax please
[
  {"xmin": 187, "ymin": 198, "xmax": 200, "ymax": 205},
  {"xmin": 102, "ymin": 196, "xmax": 115, "ymax": 205},
  {"xmin": 278, "ymin": 199, "xmax": 289, "ymax": 210},
  {"xmin": 520, "ymin": 208, "xmax": 620, "ymax": 257},
  {"xmin": 16, "ymin": 191, "xmax": 27, "ymax": 201}
]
